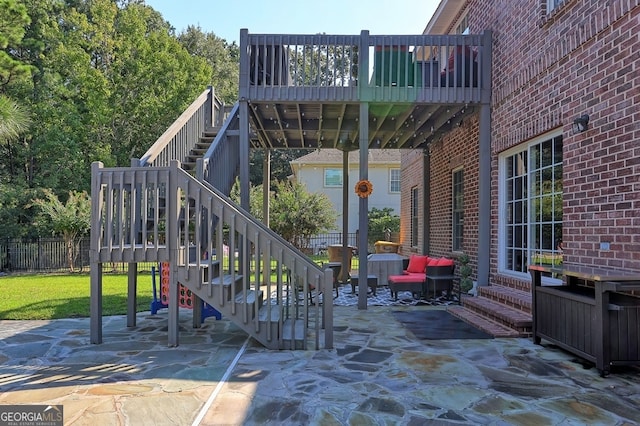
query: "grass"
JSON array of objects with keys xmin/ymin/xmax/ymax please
[
  {"xmin": 0, "ymin": 273, "xmax": 154, "ymax": 320},
  {"xmin": 0, "ymin": 254, "xmax": 357, "ymax": 321}
]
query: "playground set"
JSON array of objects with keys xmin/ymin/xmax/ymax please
[{"xmin": 150, "ymin": 262, "xmax": 222, "ymax": 322}]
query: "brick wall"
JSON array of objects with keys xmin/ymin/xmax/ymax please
[
  {"xmin": 402, "ymin": 0, "xmax": 640, "ymax": 288},
  {"xmin": 484, "ymin": 0, "xmax": 640, "ymax": 276}
]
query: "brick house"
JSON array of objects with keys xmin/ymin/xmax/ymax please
[{"xmin": 401, "ymin": 0, "xmax": 639, "ymax": 295}]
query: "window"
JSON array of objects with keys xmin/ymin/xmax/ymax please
[
  {"xmin": 324, "ymin": 169, "xmax": 342, "ymax": 187},
  {"xmin": 390, "ymin": 169, "xmax": 401, "ymax": 193},
  {"xmin": 500, "ymin": 134, "xmax": 563, "ymax": 275},
  {"xmin": 455, "ymin": 14, "xmax": 469, "ymax": 35},
  {"xmin": 547, "ymin": 0, "xmax": 566, "ymax": 13},
  {"xmin": 452, "ymin": 169, "xmax": 464, "ymax": 251},
  {"xmin": 411, "ymin": 186, "xmax": 419, "ymax": 247}
]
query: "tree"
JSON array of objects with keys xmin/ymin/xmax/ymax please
[
  {"xmin": 0, "ymin": 0, "xmax": 32, "ymax": 87},
  {"xmin": 248, "ymin": 148, "xmax": 312, "ymax": 187},
  {"xmin": 234, "ymin": 180, "xmax": 337, "ymax": 250},
  {"xmin": 0, "ymin": 96, "xmax": 30, "ymax": 141},
  {"xmin": 31, "ymin": 189, "xmax": 91, "ymax": 272},
  {"xmin": 109, "ymin": 3, "xmax": 211, "ymax": 164},
  {"xmin": 269, "ymin": 180, "xmax": 337, "ymax": 249},
  {"xmin": 0, "ymin": 0, "xmax": 241, "ymax": 238},
  {"xmin": 368, "ymin": 207, "xmax": 400, "ymax": 245},
  {"xmin": 177, "ymin": 25, "xmax": 239, "ymax": 104}
]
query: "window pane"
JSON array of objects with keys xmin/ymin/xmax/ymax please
[
  {"xmin": 501, "ymin": 134, "xmax": 563, "ymax": 273},
  {"xmin": 324, "ymin": 169, "xmax": 342, "ymax": 187},
  {"xmin": 411, "ymin": 187, "xmax": 419, "ymax": 247},
  {"xmin": 452, "ymin": 170, "xmax": 464, "ymax": 251},
  {"xmin": 390, "ymin": 169, "xmax": 401, "ymax": 192}
]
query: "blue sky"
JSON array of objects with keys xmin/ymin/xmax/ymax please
[{"xmin": 144, "ymin": 0, "xmax": 441, "ymax": 44}]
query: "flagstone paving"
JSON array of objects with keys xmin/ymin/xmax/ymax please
[{"xmin": 1, "ymin": 297, "xmax": 639, "ymax": 425}]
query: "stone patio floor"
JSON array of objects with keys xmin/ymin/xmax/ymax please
[{"xmin": 1, "ymin": 300, "xmax": 639, "ymax": 425}]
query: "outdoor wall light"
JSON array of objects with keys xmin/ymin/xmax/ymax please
[{"xmin": 573, "ymin": 114, "xmax": 589, "ymax": 133}]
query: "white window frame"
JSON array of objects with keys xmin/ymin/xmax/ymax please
[
  {"xmin": 323, "ymin": 168, "xmax": 342, "ymax": 187},
  {"xmin": 498, "ymin": 131, "xmax": 563, "ymax": 284},
  {"xmin": 411, "ymin": 186, "xmax": 419, "ymax": 248},
  {"xmin": 389, "ymin": 168, "xmax": 401, "ymax": 193}
]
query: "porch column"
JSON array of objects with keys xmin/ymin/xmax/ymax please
[
  {"xmin": 263, "ymin": 149, "xmax": 271, "ymax": 226},
  {"xmin": 357, "ymin": 102, "xmax": 370, "ymax": 310},
  {"xmin": 342, "ymin": 149, "xmax": 349, "ymax": 284},
  {"xmin": 239, "ymin": 100, "xmax": 250, "ymax": 277},
  {"xmin": 90, "ymin": 161, "xmax": 104, "ymax": 344}
]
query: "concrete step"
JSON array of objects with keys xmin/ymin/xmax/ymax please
[
  {"xmin": 447, "ymin": 305, "xmax": 522, "ymax": 338},
  {"xmin": 478, "ymin": 285, "xmax": 532, "ymax": 314},
  {"xmin": 459, "ymin": 295, "xmax": 532, "ymax": 336}
]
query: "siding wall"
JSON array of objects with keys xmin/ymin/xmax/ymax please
[{"xmin": 401, "ymin": 0, "xmax": 640, "ymax": 288}]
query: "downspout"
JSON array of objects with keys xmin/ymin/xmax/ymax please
[
  {"xmin": 477, "ymin": 30, "xmax": 493, "ymax": 287},
  {"xmin": 423, "ymin": 148, "xmax": 431, "ymax": 255}
]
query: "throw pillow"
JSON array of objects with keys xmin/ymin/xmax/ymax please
[
  {"xmin": 406, "ymin": 255, "xmax": 429, "ymax": 273},
  {"xmin": 427, "ymin": 257, "xmax": 440, "ymax": 266},
  {"xmin": 436, "ymin": 258, "xmax": 455, "ymax": 266}
]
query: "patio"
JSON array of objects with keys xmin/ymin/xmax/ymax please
[{"xmin": 2, "ymin": 307, "xmax": 639, "ymax": 425}]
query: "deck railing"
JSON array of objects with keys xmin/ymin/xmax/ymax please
[
  {"xmin": 90, "ymin": 160, "xmax": 333, "ymax": 349},
  {"xmin": 138, "ymin": 87, "xmax": 226, "ymax": 167},
  {"xmin": 240, "ymin": 30, "xmax": 492, "ymax": 104}
]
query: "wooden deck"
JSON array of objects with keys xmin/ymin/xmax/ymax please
[{"xmin": 239, "ymin": 30, "xmax": 492, "ymax": 151}]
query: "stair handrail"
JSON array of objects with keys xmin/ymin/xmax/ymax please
[
  {"xmin": 196, "ymin": 102, "xmax": 241, "ymax": 196},
  {"xmin": 172, "ymin": 162, "xmax": 333, "ymax": 349},
  {"xmin": 138, "ymin": 86, "xmax": 226, "ymax": 167}
]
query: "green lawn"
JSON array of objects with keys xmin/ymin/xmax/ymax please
[
  {"xmin": 0, "ymin": 254, "xmax": 353, "ymax": 321},
  {"xmin": 0, "ymin": 273, "xmax": 154, "ymax": 320}
]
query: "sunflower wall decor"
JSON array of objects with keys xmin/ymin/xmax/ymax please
[{"xmin": 355, "ymin": 179, "xmax": 373, "ymax": 198}]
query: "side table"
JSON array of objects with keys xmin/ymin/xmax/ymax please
[{"xmin": 350, "ymin": 273, "xmax": 378, "ymax": 296}]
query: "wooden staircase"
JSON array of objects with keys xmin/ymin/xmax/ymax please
[
  {"xmin": 182, "ymin": 128, "xmax": 219, "ymax": 173},
  {"xmin": 90, "ymin": 89, "xmax": 333, "ymax": 350},
  {"xmin": 448, "ymin": 284, "xmax": 533, "ymax": 338},
  {"xmin": 176, "ymin": 260, "xmax": 315, "ymax": 350}
]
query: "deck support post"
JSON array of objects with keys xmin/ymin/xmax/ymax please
[
  {"xmin": 127, "ymin": 263, "xmax": 137, "ymax": 327},
  {"xmin": 357, "ymin": 102, "xmax": 370, "ymax": 310},
  {"xmin": 90, "ymin": 161, "xmax": 104, "ymax": 344}
]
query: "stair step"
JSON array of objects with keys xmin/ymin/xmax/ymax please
[
  {"xmin": 234, "ymin": 289, "xmax": 262, "ymax": 304},
  {"xmin": 478, "ymin": 285, "xmax": 532, "ymax": 314},
  {"xmin": 447, "ymin": 305, "xmax": 522, "ymax": 338},
  {"xmin": 198, "ymin": 274, "xmax": 244, "ymax": 301},
  {"xmin": 258, "ymin": 304, "xmax": 282, "ymax": 322},
  {"xmin": 203, "ymin": 127, "xmax": 221, "ymax": 137},
  {"xmin": 282, "ymin": 318, "xmax": 306, "ymax": 349},
  {"xmin": 195, "ymin": 140, "xmax": 213, "ymax": 148},
  {"xmin": 461, "ymin": 295, "xmax": 532, "ymax": 335}
]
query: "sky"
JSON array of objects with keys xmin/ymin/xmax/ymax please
[{"xmin": 144, "ymin": 0, "xmax": 441, "ymax": 44}]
